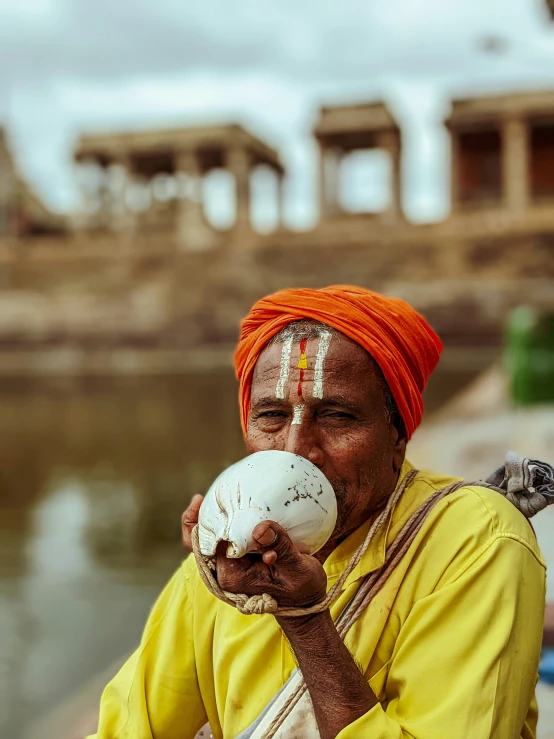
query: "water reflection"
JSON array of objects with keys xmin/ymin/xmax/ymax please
[
  {"xmin": 0, "ymin": 368, "xmax": 474, "ymax": 738},
  {"xmin": 0, "ymin": 373, "xmax": 245, "ymax": 738}
]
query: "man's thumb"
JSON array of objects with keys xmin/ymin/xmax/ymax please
[{"xmin": 253, "ymin": 521, "xmax": 298, "ymax": 561}]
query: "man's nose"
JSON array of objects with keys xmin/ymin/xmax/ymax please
[{"xmin": 284, "ymin": 420, "xmax": 325, "ymax": 468}]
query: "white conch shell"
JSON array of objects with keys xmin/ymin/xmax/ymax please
[{"xmin": 198, "ymin": 450, "xmax": 337, "ymax": 558}]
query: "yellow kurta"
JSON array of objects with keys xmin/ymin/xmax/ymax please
[{"xmin": 89, "ymin": 461, "xmax": 546, "ymax": 738}]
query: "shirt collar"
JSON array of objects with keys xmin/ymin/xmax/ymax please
[{"xmin": 323, "ymin": 459, "xmax": 416, "ymax": 591}]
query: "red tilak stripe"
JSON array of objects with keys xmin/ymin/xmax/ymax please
[
  {"xmin": 297, "ymin": 338, "xmax": 307, "ymax": 396},
  {"xmin": 297, "ymin": 370, "xmax": 304, "ymax": 397}
]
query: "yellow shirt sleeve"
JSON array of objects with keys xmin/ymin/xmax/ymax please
[
  {"xmin": 337, "ymin": 533, "xmax": 545, "ymax": 739},
  {"xmin": 87, "ymin": 557, "xmax": 207, "ymax": 739}
]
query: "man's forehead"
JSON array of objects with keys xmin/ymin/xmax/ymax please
[
  {"xmin": 254, "ymin": 335, "xmax": 339, "ymax": 371},
  {"xmin": 251, "ymin": 333, "xmax": 378, "ymax": 389},
  {"xmin": 256, "ymin": 332, "xmax": 363, "ymax": 362}
]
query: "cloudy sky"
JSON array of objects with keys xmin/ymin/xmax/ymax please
[{"xmin": 1, "ymin": 0, "xmax": 554, "ymax": 226}]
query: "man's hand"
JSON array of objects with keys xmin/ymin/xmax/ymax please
[
  {"xmin": 184, "ymin": 507, "xmax": 375, "ymax": 738},
  {"xmin": 215, "ymin": 521, "xmax": 328, "ymax": 610},
  {"xmin": 182, "ymin": 500, "xmax": 327, "ymax": 610},
  {"xmin": 181, "ymin": 494, "xmax": 203, "ymax": 550}
]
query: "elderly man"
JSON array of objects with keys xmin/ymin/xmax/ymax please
[{"xmin": 89, "ymin": 286, "xmax": 546, "ymax": 739}]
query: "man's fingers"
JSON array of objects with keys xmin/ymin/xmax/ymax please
[
  {"xmin": 182, "ymin": 494, "xmax": 204, "ymax": 528},
  {"xmin": 181, "ymin": 525, "xmax": 193, "ymax": 549},
  {"xmin": 215, "ymin": 543, "xmax": 253, "ymax": 592},
  {"xmin": 181, "ymin": 494, "xmax": 204, "ymax": 549},
  {"xmin": 185, "ymin": 494, "xmax": 204, "ymax": 521},
  {"xmin": 262, "ymin": 550, "xmax": 278, "ymax": 566},
  {"xmin": 262, "ymin": 540, "xmax": 309, "ymax": 564},
  {"xmin": 252, "ymin": 521, "xmax": 301, "ymax": 563}
]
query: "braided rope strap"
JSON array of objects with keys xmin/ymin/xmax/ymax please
[{"xmin": 191, "ymin": 469, "xmax": 419, "ymax": 617}]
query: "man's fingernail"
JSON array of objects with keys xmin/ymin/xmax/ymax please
[{"xmin": 257, "ymin": 527, "xmax": 277, "ymax": 546}]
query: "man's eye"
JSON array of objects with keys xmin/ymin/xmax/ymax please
[
  {"xmin": 257, "ymin": 411, "xmax": 287, "ymax": 419},
  {"xmin": 319, "ymin": 411, "xmax": 355, "ymax": 420}
]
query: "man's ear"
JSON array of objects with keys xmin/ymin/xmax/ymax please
[{"xmin": 391, "ymin": 416, "xmax": 407, "ymax": 473}]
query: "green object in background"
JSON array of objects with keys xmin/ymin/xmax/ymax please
[{"xmin": 506, "ymin": 307, "xmax": 554, "ymax": 405}]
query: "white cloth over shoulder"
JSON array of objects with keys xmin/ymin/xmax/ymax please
[{"xmin": 236, "ymin": 669, "xmax": 320, "ymax": 739}]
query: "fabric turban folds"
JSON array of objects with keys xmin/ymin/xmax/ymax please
[{"xmin": 234, "ymin": 285, "xmax": 443, "ymax": 441}]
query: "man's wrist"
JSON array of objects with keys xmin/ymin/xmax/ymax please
[{"xmin": 276, "ymin": 608, "xmax": 333, "ymax": 639}]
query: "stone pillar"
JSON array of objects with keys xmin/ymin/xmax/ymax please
[
  {"xmin": 450, "ymin": 129, "xmax": 460, "ymax": 215},
  {"xmin": 0, "ymin": 147, "xmax": 13, "ymax": 237},
  {"xmin": 225, "ymin": 145, "xmax": 252, "ymax": 241},
  {"xmin": 377, "ymin": 130, "xmax": 402, "ymax": 222},
  {"xmin": 275, "ymin": 170, "xmax": 285, "ymax": 230},
  {"xmin": 74, "ymin": 158, "xmax": 103, "ymax": 230},
  {"xmin": 318, "ymin": 143, "xmax": 328, "ymax": 220},
  {"xmin": 391, "ymin": 140, "xmax": 402, "ymax": 218},
  {"xmin": 110, "ymin": 153, "xmax": 135, "ymax": 235},
  {"xmin": 175, "ymin": 149, "xmax": 213, "ymax": 250},
  {"xmin": 502, "ymin": 116, "xmax": 529, "ymax": 214},
  {"xmin": 328, "ymin": 149, "xmax": 342, "ymax": 215},
  {"xmin": 94, "ymin": 162, "xmax": 113, "ymax": 229},
  {"xmin": 318, "ymin": 145, "xmax": 342, "ymax": 219},
  {"xmin": 176, "ymin": 149, "xmax": 203, "ymax": 201}
]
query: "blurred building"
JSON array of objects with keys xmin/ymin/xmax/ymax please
[
  {"xmin": 73, "ymin": 123, "xmax": 285, "ymax": 249},
  {"xmin": 447, "ymin": 91, "xmax": 554, "ymax": 219},
  {"xmin": 0, "ymin": 89, "xmax": 553, "ymax": 375},
  {"xmin": 313, "ymin": 101, "xmax": 402, "ymax": 224}
]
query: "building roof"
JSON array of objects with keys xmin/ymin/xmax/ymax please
[
  {"xmin": 313, "ymin": 101, "xmax": 400, "ymax": 150},
  {"xmin": 446, "ymin": 89, "xmax": 554, "ymax": 130},
  {"xmin": 74, "ymin": 123, "xmax": 284, "ymax": 175}
]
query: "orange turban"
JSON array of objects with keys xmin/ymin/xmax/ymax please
[{"xmin": 234, "ymin": 285, "xmax": 443, "ymax": 441}]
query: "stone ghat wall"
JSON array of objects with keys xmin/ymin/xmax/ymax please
[{"xmin": 0, "ymin": 224, "xmax": 552, "ymax": 373}]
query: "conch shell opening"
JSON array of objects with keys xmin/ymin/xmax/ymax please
[{"xmin": 197, "ymin": 450, "xmax": 337, "ymax": 558}]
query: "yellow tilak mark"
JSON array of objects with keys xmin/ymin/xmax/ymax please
[{"xmin": 297, "ymin": 354, "xmax": 308, "ymax": 370}]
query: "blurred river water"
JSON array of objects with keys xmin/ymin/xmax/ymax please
[
  {"xmin": 0, "ymin": 366, "xmax": 508, "ymax": 737},
  {"xmin": 0, "ymin": 373, "xmax": 246, "ymax": 738}
]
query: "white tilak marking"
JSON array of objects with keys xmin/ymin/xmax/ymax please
[
  {"xmin": 313, "ymin": 330, "xmax": 332, "ymax": 399},
  {"xmin": 292, "ymin": 404, "xmax": 306, "ymax": 425},
  {"xmin": 275, "ymin": 336, "xmax": 294, "ymax": 399}
]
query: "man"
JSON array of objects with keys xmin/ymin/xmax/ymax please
[{"xmin": 89, "ymin": 285, "xmax": 546, "ymax": 738}]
